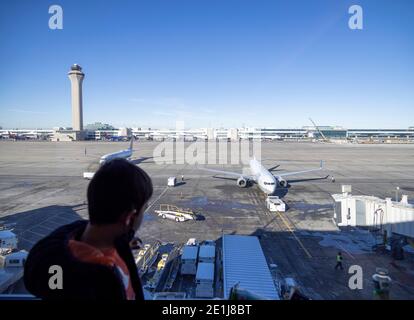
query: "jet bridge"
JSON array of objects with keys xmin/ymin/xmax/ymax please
[{"xmin": 332, "ymin": 192, "xmax": 414, "ymax": 239}]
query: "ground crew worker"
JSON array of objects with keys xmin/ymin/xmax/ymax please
[
  {"xmin": 181, "ymin": 174, "xmax": 184, "ymax": 181},
  {"xmin": 372, "ymin": 269, "xmax": 392, "ymax": 300},
  {"xmin": 335, "ymin": 252, "xmax": 344, "ymax": 270},
  {"xmin": 331, "ymin": 176, "xmax": 335, "ymax": 183}
]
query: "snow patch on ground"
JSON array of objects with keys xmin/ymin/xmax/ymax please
[{"xmin": 299, "ymin": 229, "xmax": 375, "ymax": 254}]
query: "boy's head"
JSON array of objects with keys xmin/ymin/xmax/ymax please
[{"xmin": 87, "ymin": 159, "xmax": 153, "ymax": 231}]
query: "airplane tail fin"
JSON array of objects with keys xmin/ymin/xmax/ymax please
[{"xmin": 129, "ymin": 136, "xmax": 134, "ymax": 150}]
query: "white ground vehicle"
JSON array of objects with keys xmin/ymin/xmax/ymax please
[
  {"xmin": 266, "ymin": 196, "xmax": 286, "ymax": 212},
  {"xmin": 186, "ymin": 238, "xmax": 199, "ymax": 246},
  {"xmin": 155, "ymin": 205, "xmax": 197, "ymax": 222},
  {"xmin": 168, "ymin": 177, "xmax": 177, "ymax": 187},
  {"xmin": 157, "ymin": 211, "xmax": 190, "ymax": 222},
  {"xmin": 83, "ymin": 172, "xmax": 95, "ymax": 180}
]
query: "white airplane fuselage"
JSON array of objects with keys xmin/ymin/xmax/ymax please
[
  {"xmin": 99, "ymin": 148, "xmax": 133, "ymax": 165},
  {"xmin": 249, "ymin": 159, "xmax": 277, "ymax": 195},
  {"xmin": 201, "ymin": 158, "xmax": 323, "ymax": 196}
]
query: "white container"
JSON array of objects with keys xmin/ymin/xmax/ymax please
[
  {"xmin": 168, "ymin": 177, "xmax": 177, "ymax": 187},
  {"xmin": 181, "ymin": 245, "xmax": 199, "ymax": 275},
  {"xmin": 199, "ymin": 245, "xmax": 216, "ymax": 264},
  {"xmin": 196, "ymin": 262, "xmax": 214, "ymax": 298}
]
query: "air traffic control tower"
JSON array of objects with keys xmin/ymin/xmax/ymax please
[
  {"xmin": 68, "ymin": 64, "xmax": 85, "ymax": 132},
  {"xmin": 52, "ymin": 64, "xmax": 86, "ymax": 141}
]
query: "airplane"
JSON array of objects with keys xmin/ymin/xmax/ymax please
[
  {"xmin": 99, "ymin": 137, "xmax": 134, "ymax": 165},
  {"xmin": 200, "ymin": 158, "xmax": 324, "ymax": 195}
]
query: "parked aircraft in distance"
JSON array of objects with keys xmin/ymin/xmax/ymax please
[{"xmin": 99, "ymin": 138, "xmax": 134, "ymax": 165}]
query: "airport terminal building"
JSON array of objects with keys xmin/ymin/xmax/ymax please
[{"xmin": 1, "ymin": 126, "xmax": 414, "ymax": 142}]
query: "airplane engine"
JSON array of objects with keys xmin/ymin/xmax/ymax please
[
  {"xmin": 237, "ymin": 177, "xmax": 248, "ymax": 188},
  {"xmin": 278, "ymin": 178, "xmax": 288, "ymax": 188}
]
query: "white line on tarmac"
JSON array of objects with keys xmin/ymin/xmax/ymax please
[
  {"xmin": 336, "ymin": 242, "xmax": 356, "ymax": 260},
  {"xmin": 20, "ymin": 237, "xmax": 36, "ymax": 245},
  {"xmin": 24, "ymin": 229, "xmax": 45, "ymax": 238},
  {"xmin": 146, "ymin": 186, "xmax": 169, "ymax": 212},
  {"xmin": 276, "ymin": 210, "xmax": 313, "ymax": 259},
  {"xmin": 220, "ymin": 216, "xmax": 261, "ymax": 219}
]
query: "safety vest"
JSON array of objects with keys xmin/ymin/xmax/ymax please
[{"xmin": 337, "ymin": 255, "xmax": 342, "ymax": 262}]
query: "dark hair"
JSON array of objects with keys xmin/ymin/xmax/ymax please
[{"xmin": 87, "ymin": 159, "xmax": 153, "ymax": 225}]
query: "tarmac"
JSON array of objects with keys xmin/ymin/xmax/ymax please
[{"xmin": 1, "ymin": 140, "xmax": 414, "ymax": 299}]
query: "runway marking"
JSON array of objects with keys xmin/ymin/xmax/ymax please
[
  {"xmin": 221, "ymin": 216, "xmax": 261, "ymax": 219},
  {"xmin": 146, "ymin": 186, "xmax": 169, "ymax": 212},
  {"xmin": 335, "ymin": 242, "xmax": 356, "ymax": 260},
  {"xmin": 252, "ymin": 193, "xmax": 259, "ymax": 205},
  {"xmin": 26, "ymin": 229, "xmax": 46, "ymax": 238},
  {"xmin": 275, "ymin": 210, "xmax": 313, "ymax": 259},
  {"xmin": 19, "ymin": 236, "xmax": 36, "ymax": 245}
]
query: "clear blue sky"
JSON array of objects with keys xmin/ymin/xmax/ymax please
[{"xmin": 0, "ymin": 0, "xmax": 413, "ymax": 129}]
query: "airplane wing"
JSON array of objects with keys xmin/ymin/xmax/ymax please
[
  {"xmin": 275, "ymin": 161, "xmax": 324, "ymax": 178},
  {"xmin": 268, "ymin": 164, "xmax": 280, "ymax": 172},
  {"xmin": 199, "ymin": 167, "xmax": 255, "ymax": 180}
]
